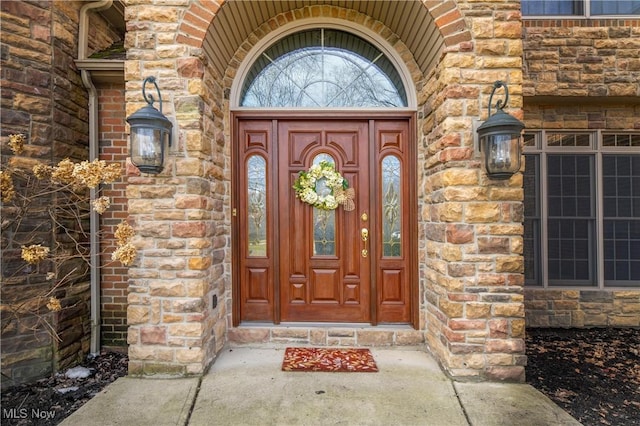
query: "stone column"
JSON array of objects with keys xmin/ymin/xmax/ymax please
[
  {"xmin": 124, "ymin": 3, "xmax": 226, "ymax": 376},
  {"xmin": 421, "ymin": 1, "xmax": 526, "ymax": 381}
]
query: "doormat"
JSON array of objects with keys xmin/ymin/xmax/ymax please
[{"xmin": 282, "ymin": 347, "xmax": 378, "ymax": 372}]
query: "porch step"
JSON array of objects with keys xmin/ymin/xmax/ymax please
[{"xmin": 228, "ymin": 324, "xmax": 424, "ymax": 347}]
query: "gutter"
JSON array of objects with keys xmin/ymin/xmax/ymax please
[{"xmin": 77, "ymin": 0, "xmax": 114, "ymax": 356}]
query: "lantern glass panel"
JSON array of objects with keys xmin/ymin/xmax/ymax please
[
  {"xmin": 483, "ymin": 133, "xmax": 522, "ymax": 178},
  {"xmin": 131, "ymin": 127, "xmax": 162, "ymax": 169}
]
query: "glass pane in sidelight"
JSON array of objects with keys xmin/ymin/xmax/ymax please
[
  {"xmin": 247, "ymin": 155, "xmax": 267, "ymax": 256},
  {"xmin": 382, "ymin": 156, "xmax": 401, "ymax": 257}
]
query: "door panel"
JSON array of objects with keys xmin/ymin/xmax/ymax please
[
  {"xmin": 236, "ymin": 117, "xmax": 413, "ymax": 324},
  {"xmin": 279, "ymin": 120, "xmax": 370, "ymax": 322}
]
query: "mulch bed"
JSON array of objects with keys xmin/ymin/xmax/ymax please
[
  {"xmin": 282, "ymin": 347, "xmax": 379, "ymax": 372},
  {"xmin": 1, "ymin": 351, "xmax": 128, "ymax": 426},
  {"xmin": 526, "ymin": 327, "xmax": 640, "ymax": 426}
]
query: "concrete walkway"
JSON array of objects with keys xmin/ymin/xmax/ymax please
[{"xmin": 61, "ymin": 347, "xmax": 580, "ymax": 426}]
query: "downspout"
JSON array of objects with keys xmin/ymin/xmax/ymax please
[{"xmin": 78, "ymin": 0, "xmax": 113, "ymax": 356}]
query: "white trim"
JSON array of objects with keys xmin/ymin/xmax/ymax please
[{"xmin": 230, "ymin": 18, "xmax": 418, "ymax": 110}]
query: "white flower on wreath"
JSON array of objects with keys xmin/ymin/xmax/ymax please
[{"xmin": 293, "ymin": 160, "xmax": 352, "ymax": 211}]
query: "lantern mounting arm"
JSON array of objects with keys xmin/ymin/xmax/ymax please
[
  {"xmin": 142, "ymin": 76, "xmax": 163, "ymax": 114},
  {"xmin": 487, "ymin": 80, "xmax": 509, "ymax": 117}
]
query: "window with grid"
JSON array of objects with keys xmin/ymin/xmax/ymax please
[
  {"xmin": 522, "ymin": 0, "xmax": 640, "ymax": 16},
  {"xmin": 524, "ymin": 132, "xmax": 640, "ymax": 288}
]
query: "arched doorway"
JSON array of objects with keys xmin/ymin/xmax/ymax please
[{"xmin": 231, "ymin": 27, "xmax": 418, "ymax": 327}]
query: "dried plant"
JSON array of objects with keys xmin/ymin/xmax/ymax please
[{"xmin": 1, "ymin": 134, "xmax": 136, "ymax": 341}]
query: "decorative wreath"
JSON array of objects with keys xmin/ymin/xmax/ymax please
[{"xmin": 293, "ymin": 161, "xmax": 355, "ymax": 211}]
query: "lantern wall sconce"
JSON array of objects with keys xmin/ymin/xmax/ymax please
[
  {"xmin": 476, "ymin": 81, "xmax": 525, "ymax": 180},
  {"xmin": 126, "ymin": 76, "xmax": 173, "ymax": 174}
]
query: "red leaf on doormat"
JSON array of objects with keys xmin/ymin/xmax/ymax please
[{"xmin": 282, "ymin": 347, "xmax": 379, "ymax": 372}]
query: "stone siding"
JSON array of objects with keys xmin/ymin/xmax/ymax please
[
  {"xmin": 420, "ymin": 2, "xmax": 526, "ymax": 382},
  {"xmin": 523, "ymin": 18, "xmax": 640, "ymax": 98},
  {"xmin": 228, "ymin": 327, "xmax": 425, "ymax": 347},
  {"xmin": 124, "ymin": 0, "xmax": 527, "ymax": 382},
  {"xmin": 525, "ymin": 290, "xmax": 640, "ymax": 327},
  {"xmin": 522, "ymin": 17, "xmax": 640, "ymax": 329}
]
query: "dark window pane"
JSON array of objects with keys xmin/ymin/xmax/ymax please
[
  {"xmin": 524, "ymin": 155, "xmax": 539, "ymax": 216},
  {"xmin": 631, "ymin": 262, "xmax": 640, "ymax": 280},
  {"xmin": 615, "ymin": 262, "xmax": 629, "ymax": 280},
  {"xmin": 522, "ymin": 0, "xmax": 584, "ymax": 15},
  {"xmin": 604, "ymin": 261, "xmax": 614, "ymax": 279},
  {"xmin": 604, "ymin": 218, "xmax": 640, "ymax": 284},
  {"xmin": 523, "ymin": 154, "xmax": 541, "ymax": 287},
  {"xmin": 562, "ymin": 177, "xmax": 576, "ymax": 196},
  {"xmin": 603, "ymin": 177, "xmax": 617, "ymax": 195},
  {"xmin": 615, "ymin": 221, "xmax": 628, "ymax": 239},
  {"xmin": 616, "ymin": 241, "xmax": 630, "ymax": 260},
  {"xmin": 603, "ymin": 198, "xmax": 617, "ymax": 217},
  {"xmin": 576, "ymin": 156, "xmax": 591, "ymax": 173},
  {"xmin": 575, "ymin": 134, "xmax": 590, "ymax": 146},
  {"xmin": 576, "ymin": 197, "xmax": 591, "ymax": 217},
  {"xmin": 575, "ymin": 262, "xmax": 590, "ymax": 280},
  {"xmin": 523, "ymin": 133, "xmax": 537, "ymax": 147},
  {"xmin": 603, "ymin": 155, "xmax": 616, "ymax": 173},
  {"xmin": 524, "ymin": 219, "xmax": 541, "ymax": 285},
  {"xmin": 591, "ymin": 1, "xmax": 640, "ymax": 15},
  {"xmin": 562, "ymin": 197, "xmax": 576, "ymax": 216},
  {"xmin": 548, "ymin": 218, "xmax": 594, "ymax": 285},
  {"xmin": 619, "ymin": 198, "xmax": 632, "ymax": 216},
  {"xmin": 617, "ymin": 157, "xmax": 631, "ymax": 175},
  {"xmin": 562, "ymin": 156, "xmax": 576, "ymax": 174},
  {"xmin": 577, "ymin": 177, "xmax": 592, "ymax": 196}
]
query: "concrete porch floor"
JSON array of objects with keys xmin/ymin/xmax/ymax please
[{"xmin": 61, "ymin": 347, "xmax": 580, "ymax": 426}]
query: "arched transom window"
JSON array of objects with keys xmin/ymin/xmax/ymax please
[{"xmin": 240, "ymin": 29, "xmax": 408, "ymax": 108}]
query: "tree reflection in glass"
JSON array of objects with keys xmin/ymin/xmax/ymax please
[
  {"xmin": 312, "ymin": 154, "xmax": 336, "ymax": 255},
  {"xmin": 247, "ymin": 155, "xmax": 267, "ymax": 256},
  {"xmin": 242, "ymin": 29, "xmax": 407, "ymax": 108},
  {"xmin": 382, "ymin": 156, "xmax": 401, "ymax": 257}
]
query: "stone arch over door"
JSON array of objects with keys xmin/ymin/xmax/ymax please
[{"xmin": 125, "ymin": 0, "xmax": 526, "ymax": 381}]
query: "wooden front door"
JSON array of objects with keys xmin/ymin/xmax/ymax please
[{"xmin": 234, "ymin": 116, "xmax": 415, "ymax": 325}]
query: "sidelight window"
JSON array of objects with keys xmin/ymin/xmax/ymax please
[
  {"xmin": 247, "ymin": 155, "xmax": 267, "ymax": 257},
  {"xmin": 382, "ymin": 155, "xmax": 402, "ymax": 257}
]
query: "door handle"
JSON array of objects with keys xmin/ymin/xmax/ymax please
[{"xmin": 361, "ymin": 228, "xmax": 368, "ymax": 257}]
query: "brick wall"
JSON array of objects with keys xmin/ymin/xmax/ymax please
[
  {"xmin": 0, "ymin": 1, "xmax": 122, "ymax": 386},
  {"xmin": 98, "ymin": 83, "xmax": 128, "ymax": 347}
]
